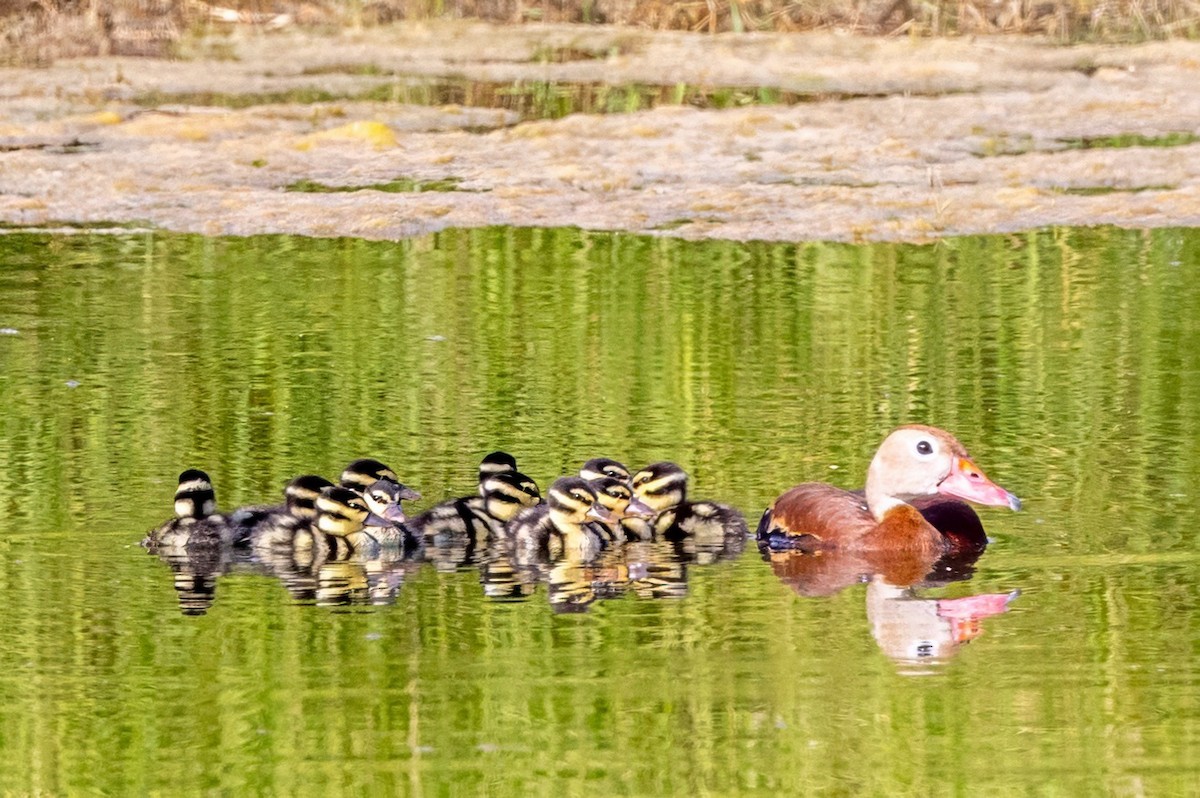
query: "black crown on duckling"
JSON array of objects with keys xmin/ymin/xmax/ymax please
[
  {"xmin": 623, "ymin": 462, "xmax": 747, "ymax": 549},
  {"xmin": 340, "ymin": 458, "xmax": 400, "ymax": 492},
  {"xmin": 143, "ymin": 469, "xmax": 235, "ymax": 549},
  {"xmin": 507, "ymin": 476, "xmax": 613, "ymax": 561},
  {"xmin": 580, "ymin": 458, "xmax": 631, "ymax": 485}
]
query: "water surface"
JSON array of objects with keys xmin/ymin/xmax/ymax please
[{"xmin": 0, "ymin": 226, "xmax": 1197, "ymax": 795}]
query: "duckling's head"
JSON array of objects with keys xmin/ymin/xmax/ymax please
[
  {"xmin": 314, "ymin": 486, "xmax": 371, "ymax": 536},
  {"xmin": 362, "ymin": 478, "xmax": 422, "ymax": 524},
  {"xmin": 478, "ymin": 451, "xmax": 519, "ymax": 495},
  {"xmin": 547, "ymin": 477, "xmax": 612, "ymax": 528},
  {"xmin": 631, "ymin": 462, "xmax": 688, "ymax": 514},
  {"xmin": 580, "ymin": 458, "xmax": 631, "ymax": 485},
  {"xmin": 482, "ymin": 471, "xmax": 543, "ymax": 522},
  {"xmin": 479, "ymin": 451, "xmax": 519, "ymax": 477},
  {"xmin": 340, "ymin": 459, "xmax": 400, "ymax": 492},
  {"xmin": 284, "ymin": 474, "xmax": 335, "ymax": 520},
  {"xmin": 588, "ymin": 476, "xmax": 655, "ymax": 520},
  {"xmin": 174, "ymin": 469, "xmax": 216, "ymax": 519}
]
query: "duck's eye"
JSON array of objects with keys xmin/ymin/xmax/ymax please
[{"xmin": 916, "ymin": 440, "xmax": 933, "ymax": 456}]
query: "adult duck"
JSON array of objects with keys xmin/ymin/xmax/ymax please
[{"xmin": 757, "ymin": 425, "xmax": 1020, "ymax": 557}]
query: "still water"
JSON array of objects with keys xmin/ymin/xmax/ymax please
[{"xmin": 0, "ymin": 226, "xmax": 1196, "ymax": 795}]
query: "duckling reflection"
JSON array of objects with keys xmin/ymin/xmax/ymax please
[
  {"xmin": 314, "ymin": 556, "xmax": 420, "ymax": 607},
  {"xmin": 867, "ymin": 578, "xmax": 1019, "ymax": 670},
  {"xmin": 143, "ymin": 469, "xmax": 238, "ymax": 550}
]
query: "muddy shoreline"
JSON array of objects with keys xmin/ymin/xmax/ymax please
[{"xmin": 2, "ymin": 22, "xmax": 1199, "ymax": 243}]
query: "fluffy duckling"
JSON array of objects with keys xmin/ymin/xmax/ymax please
[
  {"xmin": 580, "ymin": 458, "xmax": 631, "ymax": 485},
  {"xmin": 236, "ymin": 474, "xmax": 335, "ymax": 550},
  {"xmin": 586, "ymin": 476, "xmax": 655, "ymax": 542},
  {"xmin": 508, "ymin": 477, "xmax": 613, "ymax": 561},
  {"xmin": 410, "ymin": 452, "xmax": 541, "ymax": 542},
  {"xmin": 142, "ymin": 469, "xmax": 236, "ymax": 549},
  {"xmin": 623, "ymin": 462, "xmax": 747, "ymax": 547},
  {"xmin": 339, "ymin": 458, "xmax": 402, "ymax": 491},
  {"xmin": 292, "ymin": 485, "xmax": 383, "ymax": 561},
  {"xmin": 360, "ymin": 478, "xmax": 422, "ymax": 551}
]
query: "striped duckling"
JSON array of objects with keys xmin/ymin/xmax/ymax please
[
  {"xmin": 292, "ymin": 485, "xmax": 387, "ymax": 562},
  {"xmin": 508, "ymin": 477, "xmax": 613, "ymax": 561},
  {"xmin": 142, "ymin": 469, "xmax": 236, "ymax": 549},
  {"xmin": 236, "ymin": 474, "xmax": 335, "ymax": 551},
  {"xmin": 360, "ymin": 478, "xmax": 422, "ymax": 551},
  {"xmin": 586, "ymin": 475, "xmax": 655, "ymax": 542},
  {"xmin": 622, "ymin": 462, "xmax": 747, "ymax": 547},
  {"xmin": 411, "ymin": 451, "xmax": 541, "ymax": 543}
]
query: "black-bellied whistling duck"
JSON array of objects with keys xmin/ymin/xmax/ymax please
[{"xmin": 757, "ymin": 425, "xmax": 1020, "ymax": 556}]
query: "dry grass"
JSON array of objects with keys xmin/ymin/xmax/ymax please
[{"xmin": 3, "ymin": 0, "xmax": 1199, "ymax": 63}]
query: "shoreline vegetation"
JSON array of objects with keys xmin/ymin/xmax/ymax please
[{"xmin": 2, "ymin": 0, "xmax": 1199, "ymax": 65}]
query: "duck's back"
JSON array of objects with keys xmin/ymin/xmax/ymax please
[
  {"xmin": 757, "ymin": 483, "xmax": 875, "ymax": 549},
  {"xmin": 410, "ymin": 497, "xmax": 497, "ymax": 543},
  {"xmin": 507, "ymin": 504, "xmax": 553, "ymax": 558}
]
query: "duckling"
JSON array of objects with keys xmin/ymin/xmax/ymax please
[
  {"xmin": 507, "ymin": 477, "xmax": 613, "ymax": 561},
  {"xmin": 623, "ymin": 462, "xmax": 747, "ymax": 548},
  {"xmin": 360, "ymin": 478, "xmax": 422, "ymax": 551},
  {"xmin": 410, "ymin": 452, "xmax": 541, "ymax": 543},
  {"xmin": 340, "ymin": 458, "xmax": 401, "ymax": 492},
  {"xmin": 142, "ymin": 469, "xmax": 236, "ymax": 549},
  {"xmin": 236, "ymin": 474, "xmax": 336, "ymax": 551},
  {"xmin": 585, "ymin": 476, "xmax": 655, "ymax": 542},
  {"xmin": 580, "ymin": 458, "xmax": 631, "ymax": 485},
  {"xmin": 292, "ymin": 486, "xmax": 383, "ymax": 562}
]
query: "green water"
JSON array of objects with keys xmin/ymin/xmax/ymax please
[{"xmin": 0, "ymin": 226, "xmax": 1197, "ymax": 795}]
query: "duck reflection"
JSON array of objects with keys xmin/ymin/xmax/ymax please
[
  {"xmin": 762, "ymin": 544, "xmax": 1019, "ymax": 668},
  {"xmin": 867, "ymin": 579, "xmax": 1019, "ymax": 668}
]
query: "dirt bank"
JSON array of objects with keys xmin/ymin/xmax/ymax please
[{"xmin": 2, "ymin": 22, "xmax": 1199, "ymax": 242}]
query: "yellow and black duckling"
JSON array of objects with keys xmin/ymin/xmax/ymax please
[
  {"xmin": 585, "ymin": 476, "xmax": 656, "ymax": 542},
  {"xmin": 360, "ymin": 478, "xmax": 422, "ymax": 551},
  {"xmin": 339, "ymin": 458, "xmax": 401, "ymax": 492},
  {"xmin": 580, "ymin": 458, "xmax": 632, "ymax": 485},
  {"xmin": 507, "ymin": 477, "xmax": 613, "ymax": 562},
  {"xmin": 236, "ymin": 474, "xmax": 335, "ymax": 551},
  {"xmin": 292, "ymin": 485, "xmax": 384, "ymax": 562},
  {"xmin": 622, "ymin": 462, "xmax": 748, "ymax": 549},
  {"xmin": 142, "ymin": 469, "xmax": 236, "ymax": 549},
  {"xmin": 410, "ymin": 451, "xmax": 541, "ymax": 543}
]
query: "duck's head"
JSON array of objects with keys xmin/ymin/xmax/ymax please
[
  {"xmin": 478, "ymin": 451, "xmax": 519, "ymax": 482},
  {"xmin": 482, "ymin": 471, "xmax": 543, "ymax": 522},
  {"xmin": 284, "ymin": 474, "xmax": 335, "ymax": 520},
  {"xmin": 314, "ymin": 486, "xmax": 373, "ymax": 536},
  {"xmin": 547, "ymin": 477, "xmax": 612, "ymax": 527},
  {"xmin": 588, "ymin": 476, "xmax": 655, "ymax": 520},
  {"xmin": 362, "ymin": 478, "xmax": 422, "ymax": 524},
  {"xmin": 631, "ymin": 462, "xmax": 688, "ymax": 514},
  {"xmin": 865, "ymin": 425, "xmax": 1021, "ymax": 521},
  {"xmin": 580, "ymin": 458, "xmax": 631, "ymax": 485},
  {"xmin": 173, "ymin": 469, "xmax": 216, "ymax": 519},
  {"xmin": 339, "ymin": 459, "xmax": 400, "ymax": 492}
]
